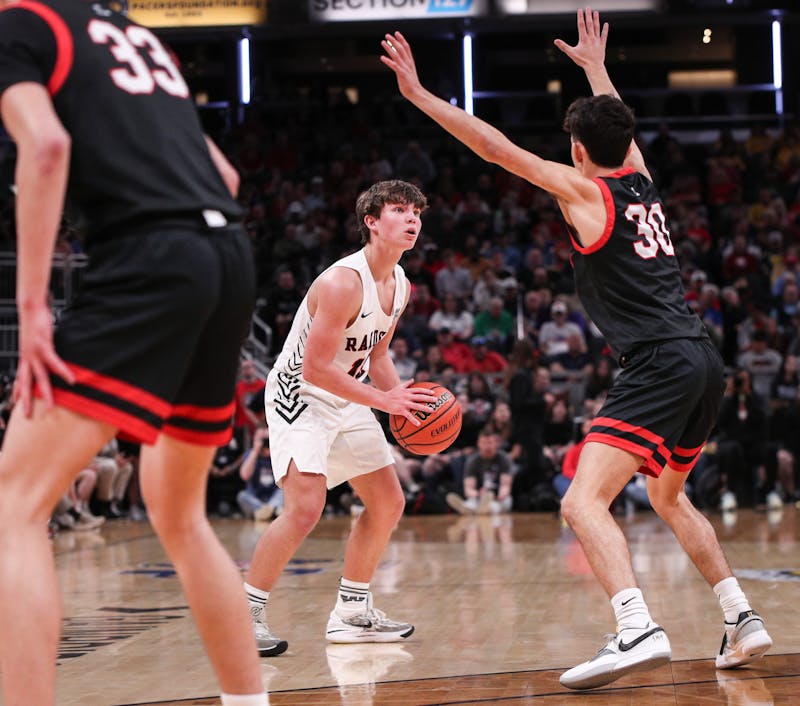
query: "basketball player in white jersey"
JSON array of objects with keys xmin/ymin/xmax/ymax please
[{"xmin": 244, "ymin": 180, "xmax": 437, "ymax": 655}]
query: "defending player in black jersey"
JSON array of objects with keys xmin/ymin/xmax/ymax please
[
  {"xmin": 383, "ymin": 7, "xmax": 772, "ymax": 691},
  {"xmin": 0, "ymin": 2, "xmax": 265, "ymax": 704}
]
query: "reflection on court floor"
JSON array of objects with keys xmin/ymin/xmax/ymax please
[{"xmin": 2, "ymin": 507, "xmax": 796, "ymax": 705}]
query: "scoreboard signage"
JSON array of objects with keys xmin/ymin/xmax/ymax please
[
  {"xmin": 310, "ymin": 0, "xmax": 488, "ymax": 22},
  {"xmin": 496, "ymin": 0, "xmax": 660, "ymax": 13},
  {"xmin": 127, "ymin": 0, "xmax": 268, "ymax": 28}
]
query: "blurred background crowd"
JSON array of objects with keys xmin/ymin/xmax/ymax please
[{"xmin": 2, "ymin": 73, "xmax": 800, "ymax": 531}]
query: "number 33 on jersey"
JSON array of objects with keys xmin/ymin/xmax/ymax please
[
  {"xmin": 88, "ymin": 19, "xmax": 189, "ymax": 97},
  {"xmin": 0, "ymin": 0, "xmax": 240, "ymax": 241}
]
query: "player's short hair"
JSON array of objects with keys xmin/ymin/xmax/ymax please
[
  {"xmin": 356, "ymin": 180, "xmax": 428, "ymax": 244},
  {"xmin": 563, "ymin": 94, "xmax": 636, "ymax": 169}
]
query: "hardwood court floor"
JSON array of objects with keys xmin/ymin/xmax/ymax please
[{"xmin": 3, "ymin": 505, "xmax": 799, "ymax": 705}]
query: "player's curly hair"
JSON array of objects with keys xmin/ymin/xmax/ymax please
[
  {"xmin": 563, "ymin": 94, "xmax": 636, "ymax": 169},
  {"xmin": 356, "ymin": 180, "xmax": 428, "ymax": 244}
]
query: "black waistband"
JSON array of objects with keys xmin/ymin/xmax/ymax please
[
  {"xmin": 89, "ymin": 210, "xmax": 242, "ymax": 246},
  {"xmin": 618, "ymin": 336, "xmax": 708, "ymax": 368}
]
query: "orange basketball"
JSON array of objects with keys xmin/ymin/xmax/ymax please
[{"xmin": 389, "ymin": 382, "xmax": 462, "ymax": 455}]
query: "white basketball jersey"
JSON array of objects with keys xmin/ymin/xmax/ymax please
[{"xmin": 269, "ymin": 249, "xmax": 407, "ymax": 410}]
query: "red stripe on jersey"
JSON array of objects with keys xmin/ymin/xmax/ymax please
[
  {"xmin": 15, "ymin": 1, "xmax": 74, "ymax": 96},
  {"xmin": 584, "ymin": 432, "xmax": 664, "ymax": 478},
  {"xmin": 161, "ymin": 423, "xmax": 233, "ymax": 447},
  {"xmin": 567, "ymin": 168, "xmax": 637, "ymax": 253},
  {"xmin": 66, "ymin": 363, "xmax": 171, "ymax": 417},
  {"xmin": 169, "ymin": 401, "xmax": 235, "ymax": 423},
  {"xmin": 578, "ymin": 177, "xmax": 617, "ymax": 255},
  {"xmin": 604, "ymin": 166, "xmax": 637, "ymax": 179},
  {"xmin": 570, "ymin": 178, "xmax": 616, "ymax": 255},
  {"xmin": 51, "ymin": 387, "xmax": 159, "ymax": 443}
]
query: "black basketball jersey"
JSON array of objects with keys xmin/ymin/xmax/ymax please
[
  {"xmin": 0, "ymin": 0, "xmax": 241, "ymax": 244},
  {"xmin": 568, "ymin": 167, "xmax": 706, "ymax": 356}
]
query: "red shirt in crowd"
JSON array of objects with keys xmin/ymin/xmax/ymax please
[{"xmin": 234, "ymin": 377, "xmax": 266, "ymax": 431}]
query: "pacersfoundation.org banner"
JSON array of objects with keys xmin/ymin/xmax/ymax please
[{"xmin": 128, "ymin": 0, "xmax": 268, "ymax": 27}]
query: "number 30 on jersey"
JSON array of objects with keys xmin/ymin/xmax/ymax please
[
  {"xmin": 625, "ymin": 202, "xmax": 675, "ymax": 259},
  {"xmin": 88, "ymin": 20, "xmax": 189, "ymax": 98}
]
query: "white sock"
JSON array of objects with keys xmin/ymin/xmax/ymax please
[
  {"xmin": 713, "ymin": 577, "xmax": 751, "ymax": 625},
  {"xmin": 244, "ymin": 582, "xmax": 270, "ymax": 620},
  {"xmin": 221, "ymin": 693, "xmax": 269, "ymax": 706},
  {"xmin": 336, "ymin": 577, "xmax": 370, "ymax": 617},
  {"xmin": 611, "ymin": 587, "xmax": 653, "ymax": 631}
]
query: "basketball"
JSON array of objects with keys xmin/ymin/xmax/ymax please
[{"xmin": 389, "ymin": 382, "xmax": 462, "ymax": 455}]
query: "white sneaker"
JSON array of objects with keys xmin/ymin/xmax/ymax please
[
  {"xmin": 326, "ymin": 593, "xmax": 414, "ymax": 644},
  {"xmin": 766, "ymin": 491, "xmax": 783, "ymax": 510},
  {"xmin": 721, "ymin": 491, "xmax": 738, "ymax": 512},
  {"xmin": 722, "ymin": 510, "xmax": 738, "ymax": 528},
  {"xmin": 74, "ymin": 511, "xmax": 105, "ymax": 531},
  {"xmin": 559, "ymin": 623, "xmax": 671, "ymax": 690},
  {"xmin": 253, "ymin": 618, "xmax": 288, "ymax": 657},
  {"xmin": 54, "ymin": 512, "xmax": 75, "ymax": 530},
  {"xmin": 716, "ymin": 610, "xmax": 772, "ymax": 669},
  {"xmin": 446, "ymin": 493, "xmax": 473, "ymax": 515}
]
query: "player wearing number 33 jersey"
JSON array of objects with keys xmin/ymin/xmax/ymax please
[
  {"xmin": 0, "ymin": 0, "xmax": 240, "ymax": 240},
  {"xmin": 0, "ymin": 0, "xmax": 253, "ymax": 444},
  {"xmin": 0, "ymin": 1, "xmax": 266, "ymax": 703}
]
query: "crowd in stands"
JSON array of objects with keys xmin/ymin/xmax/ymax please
[
  {"xmin": 224, "ymin": 102, "xmax": 800, "ymax": 518},
  {"xmin": 4, "ymin": 94, "xmax": 800, "ymax": 528}
]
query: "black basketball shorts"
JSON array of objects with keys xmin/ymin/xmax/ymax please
[
  {"xmin": 49, "ymin": 220, "xmax": 255, "ymax": 447},
  {"xmin": 586, "ymin": 337, "xmax": 725, "ymax": 477}
]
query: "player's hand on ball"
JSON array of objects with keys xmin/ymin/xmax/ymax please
[
  {"xmin": 383, "ymin": 379, "xmax": 438, "ymax": 426},
  {"xmin": 390, "ymin": 382, "xmax": 461, "ymax": 454}
]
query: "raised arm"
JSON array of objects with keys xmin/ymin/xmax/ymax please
[
  {"xmin": 554, "ymin": 8, "xmax": 650, "ymax": 179},
  {"xmin": 380, "ymin": 32, "xmax": 596, "ymax": 206}
]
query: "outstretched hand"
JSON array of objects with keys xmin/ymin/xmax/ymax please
[
  {"xmin": 554, "ymin": 7, "xmax": 608, "ymax": 69},
  {"xmin": 383, "ymin": 379, "xmax": 438, "ymax": 427},
  {"xmin": 380, "ymin": 32, "xmax": 423, "ymax": 100}
]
